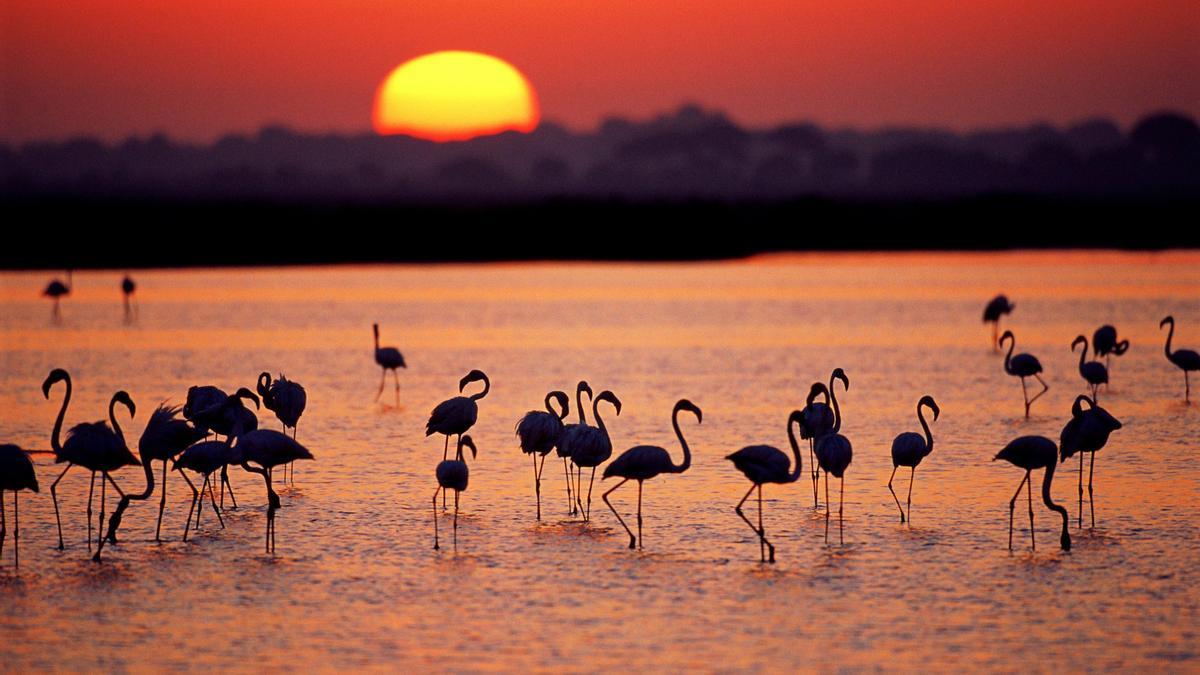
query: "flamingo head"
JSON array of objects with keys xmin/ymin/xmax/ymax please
[
  {"xmin": 234, "ymin": 387, "xmax": 260, "ymax": 410},
  {"xmin": 112, "ymin": 390, "xmax": 136, "ymax": 418},
  {"xmin": 459, "ymin": 434, "xmax": 477, "ymax": 459},
  {"xmin": 459, "ymin": 369, "xmax": 489, "ymax": 392},
  {"xmin": 999, "ymin": 330, "xmax": 1015, "ymax": 346},
  {"xmin": 806, "ymin": 382, "xmax": 830, "ymax": 407},
  {"xmin": 548, "ymin": 390, "xmax": 570, "ymax": 419},
  {"xmin": 595, "ymin": 390, "xmax": 622, "ymax": 416},
  {"xmin": 257, "ymin": 372, "xmax": 272, "ymax": 396},
  {"xmin": 1071, "ymin": 335, "xmax": 1087, "ymax": 352},
  {"xmin": 674, "ymin": 398, "xmax": 702, "ymax": 424},
  {"xmin": 1160, "ymin": 316, "xmax": 1174, "ymax": 330},
  {"xmin": 831, "ymin": 367, "xmax": 849, "ymax": 391},
  {"xmin": 577, "ymin": 380, "xmax": 593, "ymax": 400},
  {"xmin": 42, "ymin": 368, "xmax": 69, "ymax": 398},
  {"xmin": 918, "ymin": 395, "xmax": 940, "ymax": 421}
]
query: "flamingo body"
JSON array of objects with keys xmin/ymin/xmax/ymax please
[
  {"xmin": 1092, "ymin": 325, "xmax": 1129, "ymax": 358},
  {"xmin": 259, "ymin": 373, "xmax": 307, "ymax": 430},
  {"xmin": 727, "ymin": 445, "xmax": 793, "ymax": 484},
  {"xmin": 0, "ymin": 445, "xmax": 38, "ymax": 493},
  {"xmin": 426, "ymin": 397, "xmax": 478, "ymax": 437}
]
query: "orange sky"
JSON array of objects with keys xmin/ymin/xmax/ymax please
[{"xmin": 3, "ymin": 0, "xmax": 1198, "ymax": 143}]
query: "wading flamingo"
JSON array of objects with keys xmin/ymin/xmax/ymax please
[
  {"xmin": 1072, "ymin": 335, "xmax": 1108, "ymax": 402},
  {"xmin": 1092, "ymin": 325, "xmax": 1128, "ymax": 378},
  {"xmin": 43, "ymin": 270, "xmax": 72, "ymax": 321},
  {"xmin": 0, "ymin": 445, "xmax": 39, "ymax": 566},
  {"xmin": 433, "ymin": 435, "xmax": 476, "ymax": 551},
  {"xmin": 238, "ymin": 430, "xmax": 314, "ymax": 554},
  {"xmin": 888, "ymin": 395, "xmax": 940, "ymax": 524},
  {"xmin": 258, "ymin": 372, "xmax": 307, "ymax": 484},
  {"xmin": 799, "ymin": 369, "xmax": 848, "ymax": 506},
  {"xmin": 1160, "ymin": 316, "xmax": 1200, "ymax": 403},
  {"xmin": 726, "ymin": 410, "xmax": 804, "ymax": 563},
  {"xmin": 121, "ymin": 274, "xmax": 137, "ymax": 321},
  {"xmin": 983, "ymin": 294, "xmax": 1014, "ymax": 350},
  {"xmin": 373, "ymin": 323, "xmax": 407, "ymax": 404},
  {"xmin": 556, "ymin": 381, "xmax": 593, "ymax": 516},
  {"xmin": 812, "ymin": 378, "xmax": 853, "ymax": 545},
  {"xmin": 515, "ymin": 390, "xmax": 569, "ymax": 521},
  {"xmin": 566, "ymin": 391, "xmax": 621, "ymax": 522},
  {"xmin": 999, "ymin": 330, "xmax": 1048, "ymax": 417},
  {"xmin": 1060, "ymin": 395, "xmax": 1122, "ymax": 529},
  {"xmin": 993, "ymin": 435, "xmax": 1070, "ymax": 551}
]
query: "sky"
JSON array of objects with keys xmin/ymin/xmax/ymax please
[{"xmin": 3, "ymin": 0, "xmax": 1198, "ymax": 143}]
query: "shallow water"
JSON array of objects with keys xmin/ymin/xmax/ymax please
[{"xmin": 1, "ymin": 252, "xmax": 1198, "ymax": 672}]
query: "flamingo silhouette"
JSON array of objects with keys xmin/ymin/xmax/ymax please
[
  {"xmin": 183, "ymin": 385, "xmax": 227, "ymax": 436},
  {"xmin": 42, "ymin": 370, "xmax": 139, "ymax": 560},
  {"xmin": 556, "ymin": 381, "xmax": 593, "ymax": 516},
  {"xmin": 1060, "ymin": 395, "xmax": 1122, "ymax": 529},
  {"xmin": 888, "ymin": 395, "xmax": 940, "ymax": 524},
  {"xmin": 43, "ymin": 270, "xmax": 72, "ymax": 321},
  {"xmin": 173, "ymin": 438, "xmax": 239, "ymax": 541},
  {"xmin": 258, "ymin": 372, "xmax": 307, "ymax": 484},
  {"xmin": 1092, "ymin": 325, "xmax": 1129, "ymax": 377},
  {"xmin": 725, "ymin": 409, "xmax": 804, "ymax": 563},
  {"xmin": 602, "ymin": 399, "xmax": 701, "ymax": 550},
  {"xmin": 433, "ymin": 435, "xmax": 476, "ymax": 551},
  {"xmin": 566, "ymin": 390, "xmax": 621, "ymax": 522},
  {"xmin": 798, "ymin": 369, "xmax": 848, "ymax": 506},
  {"xmin": 811, "ymin": 377, "xmax": 853, "ymax": 545},
  {"xmin": 999, "ymin": 330, "xmax": 1049, "ymax": 417},
  {"xmin": 238, "ymin": 430, "xmax": 314, "ymax": 554},
  {"xmin": 515, "ymin": 390, "xmax": 569, "ymax": 521},
  {"xmin": 983, "ymin": 294, "xmax": 1014, "ymax": 350},
  {"xmin": 1160, "ymin": 316, "xmax": 1200, "ymax": 403},
  {"xmin": 121, "ymin": 274, "xmax": 137, "ymax": 322},
  {"xmin": 102, "ymin": 404, "xmax": 206, "ymax": 546},
  {"xmin": 993, "ymin": 435, "xmax": 1070, "ymax": 551},
  {"xmin": 1071, "ymin": 335, "xmax": 1108, "ymax": 402},
  {"xmin": 0, "ymin": 444, "xmax": 38, "ymax": 566},
  {"xmin": 373, "ymin": 323, "xmax": 407, "ymax": 405},
  {"xmin": 191, "ymin": 386, "xmax": 259, "ymax": 509}
]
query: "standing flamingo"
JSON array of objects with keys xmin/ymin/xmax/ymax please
[
  {"xmin": 725, "ymin": 410, "xmax": 804, "ymax": 563},
  {"xmin": 798, "ymin": 369, "xmax": 848, "ymax": 506},
  {"xmin": 0, "ymin": 445, "xmax": 39, "ymax": 566},
  {"xmin": 432, "ymin": 435, "xmax": 476, "ymax": 551},
  {"xmin": 602, "ymin": 399, "xmax": 701, "ymax": 550},
  {"xmin": 238, "ymin": 430, "xmax": 314, "ymax": 554},
  {"xmin": 812, "ymin": 377, "xmax": 853, "ymax": 545},
  {"xmin": 426, "ymin": 370, "xmax": 489, "ymax": 510},
  {"xmin": 999, "ymin": 330, "xmax": 1049, "ymax": 417},
  {"xmin": 888, "ymin": 395, "xmax": 940, "ymax": 524},
  {"xmin": 1071, "ymin": 335, "xmax": 1108, "ymax": 402},
  {"xmin": 515, "ymin": 390, "xmax": 569, "ymax": 521},
  {"xmin": 194, "ymin": 386, "xmax": 259, "ymax": 509},
  {"xmin": 1060, "ymin": 395, "xmax": 1122, "ymax": 529},
  {"xmin": 173, "ymin": 438, "xmax": 240, "ymax": 541},
  {"xmin": 983, "ymin": 294, "xmax": 1014, "ymax": 350},
  {"xmin": 1160, "ymin": 316, "xmax": 1200, "ymax": 403},
  {"xmin": 121, "ymin": 274, "xmax": 137, "ymax": 322},
  {"xmin": 258, "ymin": 372, "xmax": 307, "ymax": 484},
  {"xmin": 993, "ymin": 436, "xmax": 1070, "ymax": 551},
  {"xmin": 43, "ymin": 270, "xmax": 72, "ymax": 321},
  {"xmin": 556, "ymin": 381, "xmax": 593, "ymax": 516},
  {"xmin": 566, "ymin": 391, "xmax": 621, "ymax": 522},
  {"xmin": 373, "ymin": 323, "xmax": 407, "ymax": 405},
  {"xmin": 42, "ymin": 369, "xmax": 139, "ymax": 560},
  {"xmin": 1092, "ymin": 325, "xmax": 1129, "ymax": 378}
]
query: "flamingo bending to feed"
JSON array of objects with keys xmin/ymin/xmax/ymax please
[
  {"xmin": 999, "ymin": 330, "xmax": 1049, "ymax": 418},
  {"xmin": 1160, "ymin": 316, "xmax": 1200, "ymax": 403},
  {"xmin": 433, "ymin": 435, "xmax": 476, "ymax": 551},
  {"xmin": 888, "ymin": 395, "xmax": 940, "ymax": 524},
  {"xmin": 993, "ymin": 435, "xmax": 1070, "ymax": 551},
  {"xmin": 726, "ymin": 410, "xmax": 804, "ymax": 563},
  {"xmin": 1059, "ymin": 395, "xmax": 1122, "ymax": 529},
  {"xmin": 173, "ymin": 438, "xmax": 241, "ymax": 541},
  {"xmin": 515, "ymin": 390, "xmax": 569, "ymax": 521},
  {"xmin": 1092, "ymin": 325, "xmax": 1129, "ymax": 377},
  {"xmin": 0, "ymin": 445, "xmax": 39, "ymax": 566},
  {"xmin": 566, "ymin": 390, "xmax": 621, "ymax": 522},
  {"xmin": 238, "ymin": 430, "xmax": 314, "ymax": 554}
]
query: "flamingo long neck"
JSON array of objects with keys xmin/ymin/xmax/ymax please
[
  {"xmin": 373, "ymin": 328, "xmax": 380, "ymax": 352},
  {"xmin": 470, "ymin": 375, "xmax": 490, "ymax": 401},
  {"xmin": 258, "ymin": 372, "xmax": 271, "ymax": 398},
  {"xmin": 592, "ymin": 398, "xmax": 608, "ymax": 437},
  {"xmin": 1003, "ymin": 337, "xmax": 1016, "ymax": 374},
  {"xmin": 1076, "ymin": 339, "xmax": 1088, "ymax": 371},
  {"xmin": 1164, "ymin": 320, "xmax": 1175, "ymax": 358},
  {"xmin": 1115, "ymin": 339, "xmax": 1129, "ymax": 355},
  {"xmin": 49, "ymin": 376, "xmax": 71, "ymax": 454},
  {"xmin": 786, "ymin": 416, "xmax": 803, "ymax": 483},
  {"xmin": 671, "ymin": 408, "xmax": 692, "ymax": 473},
  {"xmin": 130, "ymin": 456, "xmax": 156, "ymax": 500},
  {"xmin": 829, "ymin": 380, "xmax": 842, "ymax": 434},
  {"xmin": 109, "ymin": 397, "xmax": 128, "ymax": 449},
  {"xmin": 917, "ymin": 403, "xmax": 933, "ymax": 454},
  {"xmin": 575, "ymin": 386, "xmax": 590, "ymax": 425},
  {"xmin": 544, "ymin": 392, "xmax": 556, "ymax": 416},
  {"xmin": 1041, "ymin": 461, "xmax": 1070, "ymax": 549}
]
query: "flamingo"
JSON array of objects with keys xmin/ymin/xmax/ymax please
[
  {"xmin": 1060, "ymin": 395, "xmax": 1122, "ymax": 529},
  {"xmin": 1160, "ymin": 316, "xmax": 1200, "ymax": 403},
  {"xmin": 812, "ymin": 378, "xmax": 853, "ymax": 545},
  {"xmin": 173, "ymin": 438, "xmax": 240, "ymax": 541},
  {"xmin": 237, "ymin": 430, "xmax": 314, "ymax": 554},
  {"xmin": 121, "ymin": 274, "xmax": 137, "ymax": 321},
  {"xmin": 725, "ymin": 410, "xmax": 804, "ymax": 563},
  {"xmin": 602, "ymin": 399, "xmax": 701, "ymax": 550},
  {"xmin": 556, "ymin": 381, "xmax": 593, "ymax": 516},
  {"xmin": 373, "ymin": 323, "xmax": 407, "ymax": 405},
  {"xmin": 0, "ymin": 444, "xmax": 39, "ymax": 566},
  {"xmin": 1071, "ymin": 335, "xmax": 1108, "ymax": 402},
  {"xmin": 43, "ymin": 270, "xmax": 72, "ymax": 321},
  {"xmin": 258, "ymin": 372, "xmax": 307, "ymax": 484},
  {"xmin": 887, "ymin": 395, "xmax": 940, "ymax": 524},
  {"xmin": 432, "ymin": 435, "xmax": 476, "ymax": 551},
  {"xmin": 427, "ymin": 369, "xmax": 489, "ymax": 458},
  {"xmin": 42, "ymin": 369, "xmax": 139, "ymax": 560},
  {"xmin": 999, "ymin": 330, "xmax": 1049, "ymax": 417},
  {"xmin": 983, "ymin": 294, "xmax": 1014, "ymax": 350},
  {"xmin": 1092, "ymin": 325, "xmax": 1129, "ymax": 377},
  {"xmin": 515, "ymin": 390, "xmax": 569, "ymax": 521},
  {"xmin": 798, "ymin": 369, "xmax": 848, "ymax": 506},
  {"xmin": 993, "ymin": 435, "xmax": 1070, "ymax": 551},
  {"xmin": 566, "ymin": 391, "xmax": 622, "ymax": 522},
  {"xmin": 193, "ymin": 386, "xmax": 259, "ymax": 509},
  {"xmin": 183, "ymin": 385, "xmax": 228, "ymax": 436},
  {"xmin": 102, "ymin": 404, "xmax": 206, "ymax": 546}
]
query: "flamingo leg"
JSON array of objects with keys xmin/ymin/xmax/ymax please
[
  {"xmin": 907, "ymin": 467, "xmax": 916, "ymax": 525},
  {"xmin": 196, "ymin": 476, "xmax": 208, "ymax": 529},
  {"xmin": 585, "ymin": 468, "xmax": 597, "ymax": 522},
  {"xmin": 432, "ymin": 487, "xmax": 441, "ymax": 550},
  {"xmin": 49, "ymin": 464, "xmax": 72, "ymax": 550},
  {"xmin": 87, "ymin": 471, "xmax": 96, "ymax": 551},
  {"xmin": 442, "ymin": 436, "xmax": 449, "ymax": 510},
  {"xmin": 375, "ymin": 368, "xmax": 386, "ymax": 402},
  {"xmin": 1088, "ymin": 452, "xmax": 1097, "ymax": 528},
  {"xmin": 453, "ymin": 490, "xmax": 459, "ymax": 550},
  {"xmin": 733, "ymin": 483, "xmax": 762, "ymax": 560},
  {"xmin": 220, "ymin": 465, "xmax": 238, "ymax": 510},
  {"xmin": 1028, "ymin": 374, "xmax": 1049, "ymax": 412},
  {"xmin": 1, "ymin": 491, "xmax": 6, "ymax": 561},
  {"xmin": 759, "ymin": 485, "xmax": 775, "ymax": 563},
  {"xmin": 156, "ymin": 460, "xmax": 168, "ymax": 543},
  {"xmin": 96, "ymin": 473, "xmax": 106, "ymax": 559},
  {"xmin": 809, "ymin": 439, "xmax": 818, "ymax": 508},
  {"xmin": 575, "ymin": 465, "xmax": 584, "ymax": 519},
  {"xmin": 636, "ymin": 481, "xmax": 644, "ymax": 550},
  {"xmin": 12, "ymin": 491, "xmax": 18, "ymax": 567},
  {"xmin": 602, "ymin": 479, "xmax": 634, "ymax": 549},
  {"xmin": 824, "ymin": 470, "xmax": 831, "ymax": 544},
  {"xmin": 393, "ymin": 368, "xmax": 400, "ymax": 407},
  {"xmin": 562, "ymin": 458, "xmax": 575, "ymax": 515},
  {"xmin": 208, "ymin": 476, "xmax": 225, "ymax": 529},
  {"xmin": 887, "ymin": 466, "xmax": 905, "ymax": 523},
  {"xmin": 1078, "ymin": 452, "xmax": 1084, "ymax": 529},
  {"xmin": 1186, "ymin": 370, "xmax": 1191, "ymax": 404},
  {"xmin": 1007, "ymin": 472, "xmax": 1029, "ymax": 551},
  {"xmin": 179, "ymin": 470, "xmax": 199, "ymax": 542},
  {"xmin": 1027, "ymin": 470, "xmax": 1036, "ymax": 550},
  {"xmin": 1020, "ymin": 377, "xmax": 1030, "ymax": 418},
  {"xmin": 531, "ymin": 453, "xmax": 541, "ymax": 521},
  {"xmin": 992, "ymin": 322, "xmax": 999, "ymax": 351},
  {"xmin": 839, "ymin": 476, "xmax": 845, "ymax": 546}
]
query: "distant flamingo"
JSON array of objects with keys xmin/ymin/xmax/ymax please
[
  {"xmin": 556, "ymin": 381, "xmax": 593, "ymax": 516},
  {"xmin": 602, "ymin": 399, "xmax": 701, "ymax": 550},
  {"xmin": 43, "ymin": 270, "xmax": 72, "ymax": 321},
  {"xmin": 812, "ymin": 377, "xmax": 853, "ymax": 545},
  {"xmin": 1160, "ymin": 316, "xmax": 1200, "ymax": 403},
  {"xmin": 1092, "ymin": 325, "xmax": 1129, "ymax": 377},
  {"xmin": 1060, "ymin": 395, "xmax": 1122, "ymax": 529},
  {"xmin": 42, "ymin": 369, "xmax": 140, "ymax": 560},
  {"xmin": 121, "ymin": 274, "xmax": 137, "ymax": 321},
  {"xmin": 1071, "ymin": 335, "xmax": 1109, "ymax": 402},
  {"xmin": 566, "ymin": 391, "xmax": 622, "ymax": 522},
  {"xmin": 258, "ymin": 372, "xmax": 307, "ymax": 484},
  {"xmin": 798, "ymin": 369, "xmax": 848, "ymax": 506},
  {"xmin": 373, "ymin": 323, "xmax": 407, "ymax": 405},
  {"xmin": 238, "ymin": 430, "xmax": 314, "ymax": 554},
  {"xmin": 173, "ymin": 438, "xmax": 239, "ymax": 541},
  {"xmin": 887, "ymin": 395, "xmax": 940, "ymax": 524},
  {"xmin": 999, "ymin": 330, "xmax": 1049, "ymax": 417},
  {"xmin": 515, "ymin": 390, "xmax": 569, "ymax": 521},
  {"xmin": 983, "ymin": 294, "xmax": 1014, "ymax": 350},
  {"xmin": 725, "ymin": 410, "xmax": 803, "ymax": 563},
  {"xmin": 433, "ymin": 435, "xmax": 476, "ymax": 551},
  {"xmin": 993, "ymin": 435, "xmax": 1070, "ymax": 551},
  {"xmin": 0, "ymin": 445, "xmax": 39, "ymax": 566}
]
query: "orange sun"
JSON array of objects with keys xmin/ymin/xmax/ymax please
[{"xmin": 373, "ymin": 51, "xmax": 540, "ymax": 142}]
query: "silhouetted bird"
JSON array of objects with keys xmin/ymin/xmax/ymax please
[
  {"xmin": 999, "ymin": 330, "xmax": 1049, "ymax": 417},
  {"xmin": 121, "ymin": 274, "xmax": 137, "ymax": 321},
  {"xmin": 798, "ymin": 369, "xmax": 848, "ymax": 507},
  {"xmin": 191, "ymin": 386, "xmax": 259, "ymax": 508},
  {"xmin": 183, "ymin": 385, "xmax": 228, "ymax": 436},
  {"xmin": 811, "ymin": 377, "xmax": 853, "ymax": 545},
  {"xmin": 238, "ymin": 430, "xmax": 314, "ymax": 554},
  {"xmin": 43, "ymin": 270, "xmax": 72, "ymax": 321},
  {"xmin": 426, "ymin": 370, "xmax": 490, "ymax": 460},
  {"xmin": 515, "ymin": 390, "xmax": 569, "ymax": 521},
  {"xmin": 566, "ymin": 390, "xmax": 621, "ymax": 522},
  {"xmin": 983, "ymin": 295, "xmax": 1014, "ymax": 350},
  {"xmin": 0, "ymin": 444, "xmax": 39, "ymax": 566},
  {"xmin": 556, "ymin": 380, "xmax": 593, "ymax": 516},
  {"xmin": 993, "ymin": 436, "xmax": 1070, "ymax": 551},
  {"xmin": 1091, "ymin": 325, "xmax": 1129, "ymax": 377},
  {"xmin": 888, "ymin": 395, "xmax": 940, "ymax": 524},
  {"xmin": 373, "ymin": 323, "xmax": 407, "ymax": 405},
  {"xmin": 433, "ymin": 435, "xmax": 476, "ymax": 551},
  {"xmin": 258, "ymin": 372, "xmax": 307, "ymax": 484},
  {"xmin": 1160, "ymin": 316, "xmax": 1200, "ymax": 403},
  {"xmin": 1071, "ymin": 335, "xmax": 1109, "ymax": 402},
  {"xmin": 726, "ymin": 410, "xmax": 804, "ymax": 562},
  {"xmin": 1060, "ymin": 395, "xmax": 1122, "ymax": 529},
  {"xmin": 602, "ymin": 399, "xmax": 701, "ymax": 551},
  {"xmin": 174, "ymin": 438, "xmax": 240, "ymax": 541}
]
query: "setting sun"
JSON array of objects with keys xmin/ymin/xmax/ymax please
[{"xmin": 372, "ymin": 51, "xmax": 539, "ymax": 142}]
